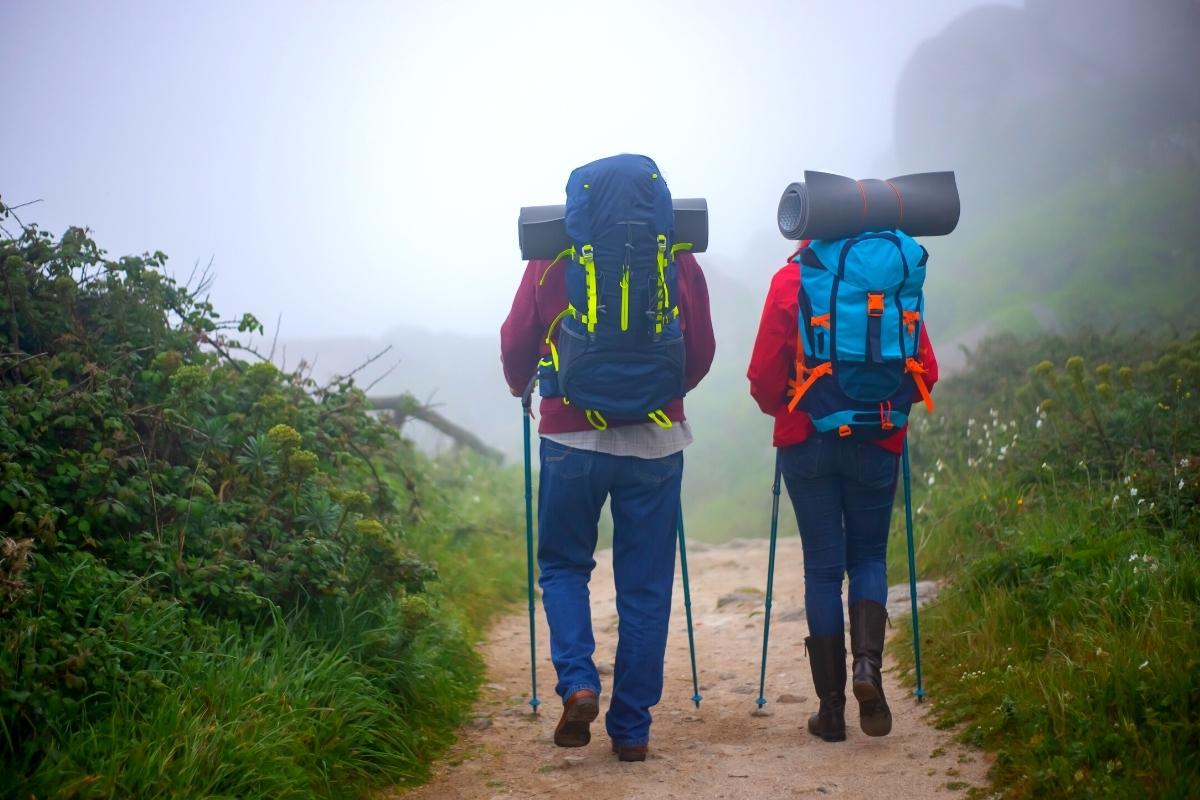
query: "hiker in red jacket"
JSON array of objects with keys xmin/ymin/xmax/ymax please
[
  {"xmin": 747, "ymin": 242, "xmax": 938, "ymax": 742},
  {"xmin": 501, "ymin": 246, "xmax": 715, "ymax": 762}
]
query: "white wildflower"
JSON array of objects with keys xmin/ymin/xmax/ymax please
[
  {"xmin": 1181, "ymin": 458, "xmax": 1191, "ymax": 468},
  {"xmin": 1130, "ymin": 487, "xmax": 1138, "ymax": 498},
  {"xmin": 1124, "ymin": 475, "xmax": 1132, "ymax": 485},
  {"xmin": 1112, "ymin": 495, "xmax": 1120, "ymax": 509},
  {"xmin": 1180, "ymin": 479, "xmax": 1186, "ymax": 491},
  {"xmin": 927, "ymin": 475, "xmax": 936, "ymax": 486},
  {"xmin": 1041, "ymin": 462, "xmax": 1051, "ymax": 470},
  {"xmin": 1036, "ymin": 418, "xmax": 1043, "ymax": 429}
]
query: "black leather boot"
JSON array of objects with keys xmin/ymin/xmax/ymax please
[
  {"xmin": 849, "ymin": 599, "xmax": 893, "ymax": 737},
  {"xmin": 804, "ymin": 635, "xmax": 847, "ymax": 742}
]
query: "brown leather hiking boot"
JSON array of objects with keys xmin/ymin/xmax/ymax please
[
  {"xmin": 611, "ymin": 742, "xmax": 648, "ymax": 762},
  {"xmin": 805, "ymin": 634, "xmax": 847, "ymax": 742},
  {"xmin": 849, "ymin": 599, "xmax": 893, "ymax": 737},
  {"xmin": 554, "ymin": 689, "xmax": 599, "ymax": 747}
]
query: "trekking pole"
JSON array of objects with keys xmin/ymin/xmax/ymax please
[
  {"xmin": 901, "ymin": 439, "xmax": 925, "ymax": 702},
  {"xmin": 676, "ymin": 501, "xmax": 702, "ymax": 708},
  {"xmin": 755, "ymin": 449, "xmax": 783, "ymax": 709},
  {"xmin": 521, "ymin": 382, "xmax": 541, "ymax": 714}
]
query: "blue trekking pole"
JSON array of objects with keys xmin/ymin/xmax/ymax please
[
  {"xmin": 521, "ymin": 384, "xmax": 541, "ymax": 714},
  {"xmin": 755, "ymin": 449, "xmax": 783, "ymax": 709},
  {"xmin": 676, "ymin": 501, "xmax": 702, "ymax": 708},
  {"xmin": 901, "ymin": 439, "xmax": 925, "ymax": 702}
]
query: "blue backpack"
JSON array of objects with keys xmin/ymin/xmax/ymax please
[
  {"xmin": 537, "ymin": 154, "xmax": 688, "ymax": 429},
  {"xmin": 788, "ymin": 230, "xmax": 935, "ymax": 437}
]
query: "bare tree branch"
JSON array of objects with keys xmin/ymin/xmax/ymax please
[{"xmin": 369, "ymin": 393, "xmax": 503, "ymax": 462}]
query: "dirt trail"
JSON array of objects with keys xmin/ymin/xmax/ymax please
[{"xmin": 393, "ymin": 537, "xmax": 989, "ymax": 799}]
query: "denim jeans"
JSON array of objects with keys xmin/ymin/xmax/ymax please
[
  {"xmin": 536, "ymin": 438, "xmax": 683, "ymax": 748},
  {"xmin": 779, "ymin": 437, "xmax": 900, "ymax": 637}
]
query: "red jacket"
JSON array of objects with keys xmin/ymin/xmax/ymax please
[
  {"xmin": 501, "ymin": 251, "xmax": 716, "ymax": 434},
  {"xmin": 746, "ymin": 249, "xmax": 939, "ymax": 453}
]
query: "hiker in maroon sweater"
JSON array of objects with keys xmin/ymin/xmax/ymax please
[{"xmin": 500, "ymin": 248, "xmax": 715, "ymax": 761}]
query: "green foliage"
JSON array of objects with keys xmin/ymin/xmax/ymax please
[
  {"xmin": 887, "ymin": 331, "xmax": 1199, "ymax": 799},
  {"xmin": 0, "ymin": 206, "xmax": 523, "ymax": 797}
]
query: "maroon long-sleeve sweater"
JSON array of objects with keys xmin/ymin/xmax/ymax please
[{"xmin": 500, "ymin": 251, "xmax": 716, "ymax": 434}]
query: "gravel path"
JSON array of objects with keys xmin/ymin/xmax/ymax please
[{"xmin": 391, "ymin": 537, "xmax": 989, "ymax": 800}]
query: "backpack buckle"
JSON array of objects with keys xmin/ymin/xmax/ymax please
[{"xmin": 867, "ymin": 292, "xmax": 885, "ymax": 317}]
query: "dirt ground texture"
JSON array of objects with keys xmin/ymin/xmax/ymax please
[{"xmin": 392, "ymin": 537, "xmax": 990, "ymax": 800}]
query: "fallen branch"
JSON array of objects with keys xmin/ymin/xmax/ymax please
[{"xmin": 369, "ymin": 393, "xmax": 503, "ymax": 463}]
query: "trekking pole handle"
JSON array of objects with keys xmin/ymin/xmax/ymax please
[{"xmin": 521, "ymin": 375, "xmax": 537, "ymax": 412}]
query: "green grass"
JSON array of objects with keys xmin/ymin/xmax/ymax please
[{"xmin": 884, "ymin": 332, "xmax": 1199, "ymax": 799}]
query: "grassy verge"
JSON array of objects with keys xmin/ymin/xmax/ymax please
[{"xmin": 884, "ymin": 332, "xmax": 1199, "ymax": 798}]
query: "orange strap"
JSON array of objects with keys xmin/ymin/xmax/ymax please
[
  {"xmin": 787, "ymin": 362, "xmax": 832, "ymax": 412},
  {"xmin": 906, "ymin": 358, "xmax": 935, "ymax": 412},
  {"xmin": 903, "ymin": 310, "xmax": 921, "ymax": 336}
]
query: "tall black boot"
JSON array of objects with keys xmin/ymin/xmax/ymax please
[
  {"xmin": 804, "ymin": 635, "xmax": 846, "ymax": 742},
  {"xmin": 849, "ymin": 599, "xmax": 893, "ymax": 737}
]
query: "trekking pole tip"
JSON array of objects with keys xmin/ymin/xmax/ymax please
[
  {"xmin": 692, "ymin": 694, "xmax": 702, "ymax": 708},
  {"xmin": 755, "ymin": 696, "xmax": 767, "ymax": 709},
  {"xmin": 529, "ymin": 697, "xmax": 541, "ymax": 714}
]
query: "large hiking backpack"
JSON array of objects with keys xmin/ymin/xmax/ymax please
[
  {"xmin": 787, "ymin": 230, "xmax": 935, "ymax": 438},
  {"xmin": 537, "ymin": 154, "xmax": 688, "ymax": 430}
]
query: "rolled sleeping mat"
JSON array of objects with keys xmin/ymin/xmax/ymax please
[
  {"xmin": 518, "ymin": 198, "xmax": 709, "ymax": 260},
  {"xmin": 777, "ymin": 171, "xmax": 959, "ymax": 241}
]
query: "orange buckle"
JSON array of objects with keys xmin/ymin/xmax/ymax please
[
  {"xmin": 867, "ymin": 292, "xmax": 885, "ymax": 318},
  {"xmin": 903, "ymin": 310, "xmax": 921, "ymax": 335},
  {"xmin": 838, "ymin": 424, "xmax": 853, "ymax": 438},
  {"xmin": 810, "ymin": 313, "xmax": 831, "ymax": 329}
]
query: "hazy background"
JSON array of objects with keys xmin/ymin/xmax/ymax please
[{"xmin": 4, "ymin": 0, "xmax": 1197, "ymax": 539}]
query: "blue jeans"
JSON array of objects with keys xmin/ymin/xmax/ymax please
[
  {"xmin": 537, "ymin": 439, "xmax": 683, "ymax": 748},
  {"xmin": 779, "ymin": 437, "xmax": 900, "ymax": 637}
]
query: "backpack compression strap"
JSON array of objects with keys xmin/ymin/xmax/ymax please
[{"xmin": 905, "ymin": 358, "xmax": 936, "ymax": 412}]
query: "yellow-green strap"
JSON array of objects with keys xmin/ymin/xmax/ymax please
[
  {"xmin": 619, "ymin": 267, "xmax": 630, "ymax": 331},
  {"xmin": 670, "ymin": 242, "xmax": 693, "ymax": 257},
  {"xmin": 585, "ymin": 409, "xmax": 607, "ymax": 430},
  {"xmin": 543, "ymin": 305, "xmax": 577, "ymax": 371},
  {"xmin": 539, "ymin": 247, "xmax": 576, "ymax": 285},
  {"xmin": 648, "ymin": 409, "xmax": 673, "ymax": 429},
  {"xmin": 581, "ymin": 244, "xmax": 598, "ymax": 333}
]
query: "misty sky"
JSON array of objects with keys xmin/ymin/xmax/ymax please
[{"xmin": 1, "ymin": 0, "xmax": 1011, "ymax": 339}]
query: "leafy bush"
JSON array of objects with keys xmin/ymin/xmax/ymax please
[{"xmin": 0, "ymin": 203, "xmax": 523, "ymax": 797}]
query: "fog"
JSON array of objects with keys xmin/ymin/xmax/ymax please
[
  {"xmin": 2, "ymin": 0, "xmax": 1011, "ymax": 339},
  {"xmin": 6, "ymin": 1, "xmax": 1198, "ymax": 541}
]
